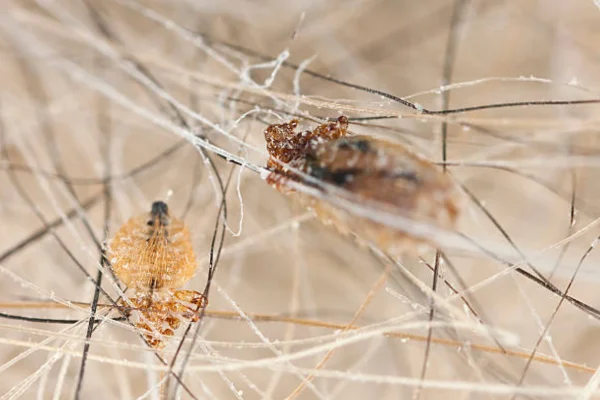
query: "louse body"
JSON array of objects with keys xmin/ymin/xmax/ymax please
[
  {"xmin": 110, "ymin": 201, "xmax": 196, "ymax": 291},
  {"xmin": 109, "ymin": 201, "xmax": 206, "ymax": 348},
  {"xmin": 264, "ymin": 116, "xmax": 461, "ymax": 254}
]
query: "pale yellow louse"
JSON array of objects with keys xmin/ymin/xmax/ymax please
[{"xmin": 109, "ymin": 201, "xmax": 206, "ymax": 348}]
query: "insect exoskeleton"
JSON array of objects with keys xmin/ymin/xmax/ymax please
[
  {"xmin": 108, "ymin": 201, "xmax": 206, "ymax": 348},
  {"xmin": 110, "ymin": 201, "xmax": 196, "ymax": 291},
  {"xmin": 264, "ymin": 116, "xmax": 461, "ymax": 255}
]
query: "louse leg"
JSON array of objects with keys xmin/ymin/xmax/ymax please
[
  {"xmin": 166, "ymin": 315, "xmax": 181, "ymax": 330},
  {"xmin": 117, "ymin": 296, "xmax": 153, "ymax": 320},
  {"xmin": 118, "ymin": 294, "xmax": 153, "ymax": 314},
  {"xmin": 173, "ymin": 290, "xmax": 207, "ymax": 308},
  {"xmin": 169, "ymin": 301, "xmax": 199, "ymax": 322},
  {"xmin": 137, "ymin": 305, "xmax": 178, "ymax": 349},
  {"xmin": 171, "ymin": 290, "xmax": 208, "ymax": 322},
  {"xmin": 265, "ymin": 171, "xmax": 296, "ymax": 194},
  {"xmin": 120, "ymin": 296, "xmax": 155, "ymax": 345},
  {"xmin": 137, "ymin": 321, "xmax": 166, "ymax": 349},
  {"xmin": 312, "ymin": 115, "xmax": 349, "ymax": 141},
  {"xmin": 116, "ymin": 297, "xmax": 133, "ymax": 317}
]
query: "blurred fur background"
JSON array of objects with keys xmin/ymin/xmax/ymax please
[{"xmin": 1, "ymin": 0, "xmax": 600, "ymax": 399}]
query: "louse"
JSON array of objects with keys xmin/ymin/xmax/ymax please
[
  {"xmin": 109, "ymin": 201, "xmax": 206, "ymax": 348},
  {"xmin": 264, "ymin": 116, "xmax": 461, "ymax": 255}
]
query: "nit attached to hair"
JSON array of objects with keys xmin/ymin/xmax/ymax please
[
  {"xmin": 109, "ymin": 201, "xmax": 206, "ymax": 348},
  {"xmin": 264, "ymin": 116, "xmax": 461, "ymax": 255}
]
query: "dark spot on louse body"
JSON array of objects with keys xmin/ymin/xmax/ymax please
[
  {"xmin": 388, "ymin": 169, "xmax": 419, "ymax": 184},
  {"xmin": 329, "ymin": 169, "xmax": 362, "ymax": 185},
  {"xmin": 149, "ymin": 277, "xmax": 162, "ymax": 291},
  {"xmin": 307, "ymin": 164, "xmax": 330, "ymax": 181},
  {"xmin": 336, "ymin": 140, "xmax": 351, "ymax": 150},
  {"xmin": 336, "ymin": 138, "xmax": 371, "ymax": 153},
  {"xmin": 353, "ymin": 139, "xmax": 371, "ymax": 152},
  {"xmin": 307, "ymin": 162, "xmax": 362, "ymax": 186}
]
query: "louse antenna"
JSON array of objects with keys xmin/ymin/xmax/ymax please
[{"xmin": 165, "ymin": 189, "xmax": 174, "ymax": 203}]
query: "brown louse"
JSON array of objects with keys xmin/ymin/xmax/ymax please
[
  {"xmin": 109, "ymin": 201, "xmax": 206, "ymax": 348},
  {"xmin": 264, "ymin": 116, "xmax": 461, "ymax": 255}
]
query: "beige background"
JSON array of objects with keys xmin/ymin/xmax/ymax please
[{"xmin": 1, "ymin": 0, "xmax": 600, "ymax": 399}]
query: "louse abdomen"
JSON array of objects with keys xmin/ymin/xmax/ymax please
[
  {"xmin": 306, "ymin": 135, "xmax": 460, "ymax": 254},
  {"xmin": 109, "ymin": 214, "xmax": 197, "ymax": 291}
]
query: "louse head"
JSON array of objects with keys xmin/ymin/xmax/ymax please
[
  {"xmin": 148, "ymin": 200, "xmax": 170, "ymax": 227},
  {"xmin": 150, "ymin": 200, "xmax": 168, "ymax": 218},
  {"xmin": 305, "ymin": 116, "xmax": 349, "ymax": 149}
]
